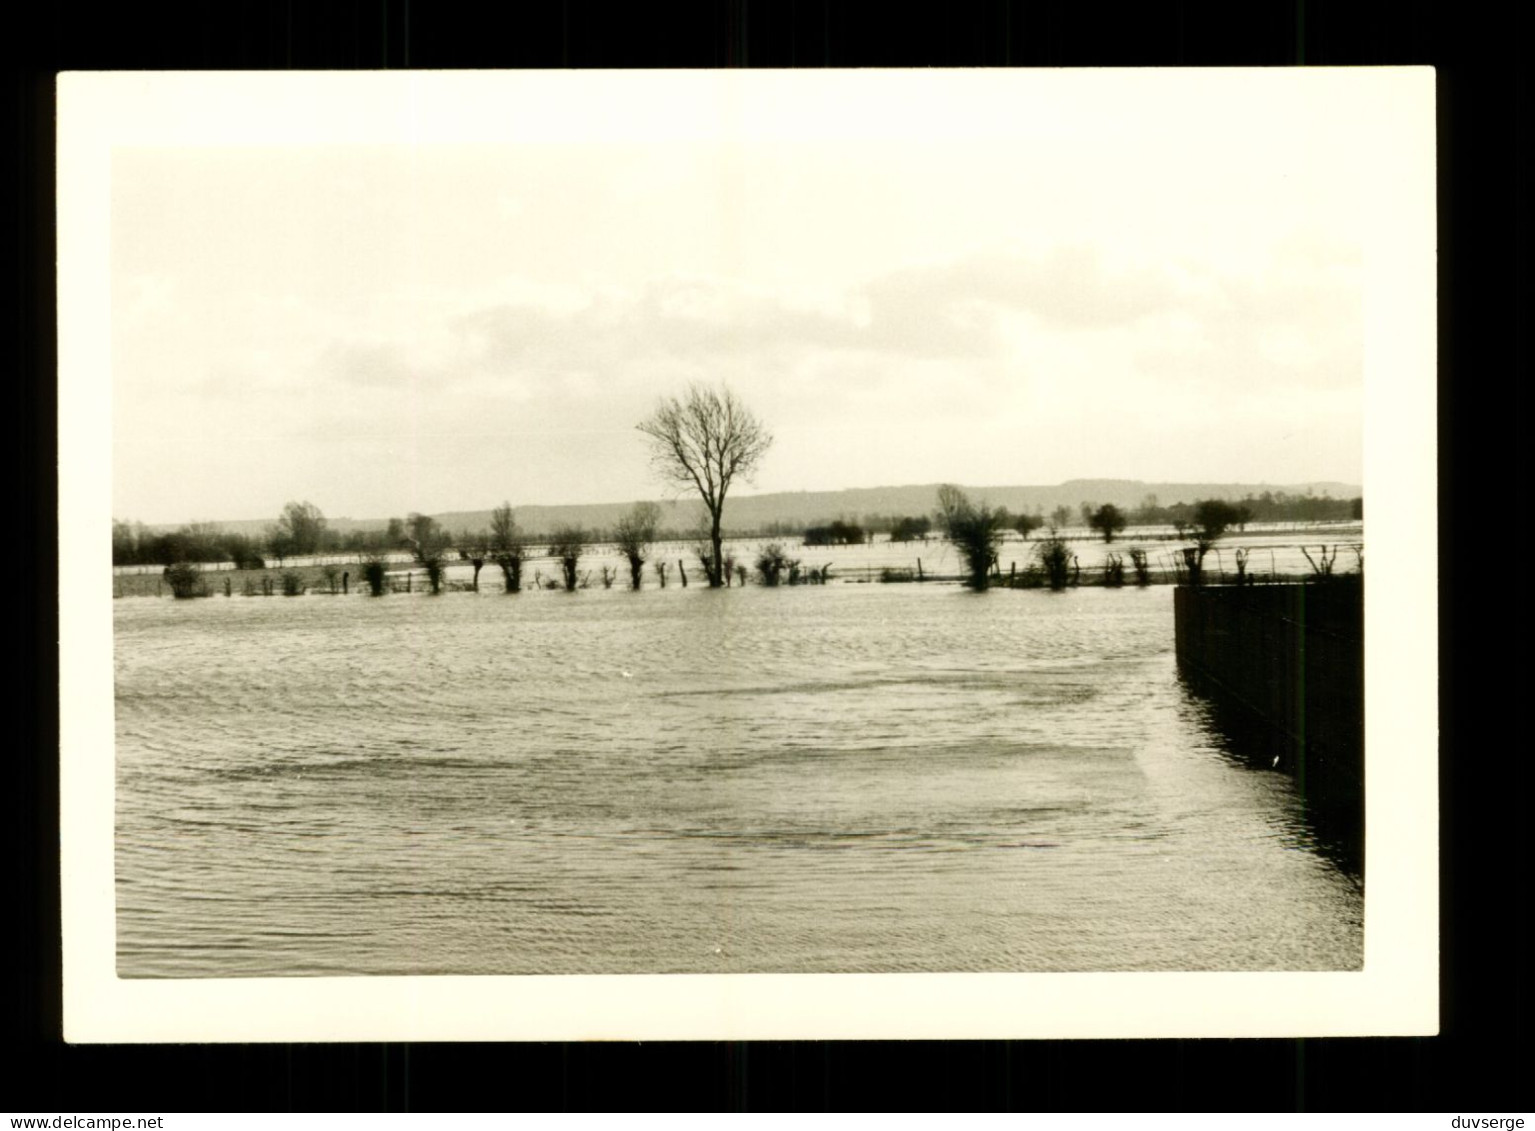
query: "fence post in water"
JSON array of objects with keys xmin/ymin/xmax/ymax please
[
  {"xmin": 1009, "ymin": 562, "xmax": 1016, "ymax": 586},
  {"xmin": 917, "ymin": 558, "xmax": 924, "ymax": 582},
  {"xmin": 342, "ymin": 570, "xmax": 349, "ymax": 595},
  {"xmin": 678, "ymin": 560, "xmax": 688, "ymax": 588},
  {"xmin": 224, "ymin": 577, "xmax": 231, "ymax": 597}
]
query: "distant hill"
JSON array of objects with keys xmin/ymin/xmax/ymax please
[
  {"xmin": 432, "ymin": 479, "xmax": 1360, "ymax": 536},
  {"xmin": 188, "ymin": 479, "xmax": 1360, "ymax": 538}
]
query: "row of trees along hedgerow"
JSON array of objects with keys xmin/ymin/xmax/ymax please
[
  {"xmin": 151, "ymin": 486, "xmax": 1353, "ymax": 599},
  {"xmin": 120, "ymin": 384, "xmax": 777, "ymax": 596},
  {"xmin": 118, "ymin": 383, "xmax": 1358, "ymax": 597}
]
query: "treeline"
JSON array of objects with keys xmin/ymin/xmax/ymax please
[
  {"xmin": 111, "ymin": 521, "xmax": 266, "ymax": 568},
  {"xmin": 112, "ymin": 501, "xmax": 657, "ymax": 570},
  {"xmin": 796, "ymin": 492, "xmax": 1360, "ymax": 543},
  {"xmin": 116, "ymin": 489, "xmax": 1363, "ymax": 569},
  {"xmin": 1124, "ymin": 491, "xmax": 1361, "ymax": 529},
  {"xmin": 112, "ymin": 503, "xmax": 407, "ymax": 569}
]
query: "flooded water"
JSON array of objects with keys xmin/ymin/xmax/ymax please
[{"xmin": 114, "ymin": 583, "xmax": 1362, "ymax": 977}]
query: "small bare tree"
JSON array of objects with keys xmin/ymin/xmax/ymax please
[
  {"xmin": 1034, "ymin": 531, "xmax": 1073, "ymax": 591},
  {"xmin": 361, "ymin": 555, "xmax": 388, "ymax": 596},
  {"xmin": 613, "ymin": 501, "xmax": 661, "ymax": 591},
  {"xmin": 458, "ymin": 528, "xmax": 491, "ymax": 591},
  {"xmin": 636, "ymin": 383, "xmax": 773, "ymax": 588},
  {"xmin": 276, "ymin": 500, "xmax": 328, "ymax": 556},
  {"xmin": 547, "ymin": 526, "xmax": 586, "ymax": 592},
  {"xmin": 1301, "ymin": 544, "xmax": 1339, "ymax": 581},
  {"xmin": 937, "ymin": 484, "xmax": 1006, "ymax": 590},
  {"xmin": 755, "ymin": 542, "xmax": 797, "ymax": 586},
  {"xmin": 490, "ymin": 502, "xmax": 528, "ymax": 594},
  {"xmin": 405, "ymin": 512, "xmax": 452, "ymax": 594}
]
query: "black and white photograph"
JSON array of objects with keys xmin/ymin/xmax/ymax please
[{"xmin": 58, "ymin": 69, "xmax": 1437, "ymax": 1041}]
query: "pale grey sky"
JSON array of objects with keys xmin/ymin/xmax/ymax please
[{"xmin": 107, "ymin": 71, "xmax": 1382, "ymax": 525}]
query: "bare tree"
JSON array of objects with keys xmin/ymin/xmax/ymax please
[
  {"xmin": 276, "ymin": 500, "xmax": 328, "ymax": 557},
  {"xmin": 361, "ymin": 555, "xmax": 389, "ymax": 596},
  {"xmin": 937, "ymin": 484, "xmax": 1006, "ymax": 590},
  {"xmin": 489, "ymin": 502, "xmax": 528, "ymax": 593},
  {"xmin": 1034, "ymin": 532, "xmax": 1073, "ymax": 590},
  {"xmin": 613, "ymin": 501, "xmax": 661, "ymax": 591},
  {"xmin": 636, "ymin": 383, "xmax": 773, "ymax": 588},
  {"xmin": 1301, "ymin": 544, "xmax": 1340, "ymax": 581},
  {"xmin": 755, "ymin": 543, "xmax": 797, "ymax": 587},
  {"xmin": 455, "ymin": 528, "xmax": 492, "ymax": 591},
  {"xmin": 406, "ymin": 512, "xmax": 452, "ymax": 594},
  {"xmin": 547, "ymin": 526, "xmax": 587, "ymax": 592}
]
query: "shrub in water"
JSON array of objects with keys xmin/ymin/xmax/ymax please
[
  {"xmin": 1128, "ymin": 548, "xmax": 1151, "ymax": 586},
  {"xmin": 937, "ymin": 485, "xmax": 1005, "ymax": 591},
  {"xmin": 613, "ymin": 501, "xmax": 659, "ymax": 591},
  {"xmin": 547, "ymin": 526, "xmax": 586, "ymax": 592},
  {"xmin": 281, "ymin": 570, "xmax": 306, "ymax": 596},
  {"xmin": 756, "ymin": 543, "xmax": 796, "ymax": 586},
  {"xmin": 1301, "ymin": 545, "xmax": 1339, "ymax": 583},
  {"xmin": 422, "ymin": 558, "xmax": 445, "ymax": 595},
  {"xmin": 164, "ymin": 562, "xmax": 209, "ymax": 599},
  {"xmin": 1034, "ymin": 534, "xmax": 1073, "ymax": 591},
  {"xmin": 361, "ymin": 557, "xmax": 388, "ymax": 597}
]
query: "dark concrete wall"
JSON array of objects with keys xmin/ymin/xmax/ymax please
[{"xmin": 1174, "ymin": 581, "xmax": 1364, "ymax": 813}]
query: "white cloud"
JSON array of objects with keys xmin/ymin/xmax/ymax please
[{"xmin": 109, "ymin": 106, "xmax": 1371, "ymax": 521}]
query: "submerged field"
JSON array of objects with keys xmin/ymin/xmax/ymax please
[{"xmin": 114, "ymin": 581, "xmax": 1362, "ymax": 977}]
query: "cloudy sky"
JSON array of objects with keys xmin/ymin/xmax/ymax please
[{"xmin": 108, "ymin": 71, "xmax": 1378, "ymax": 525}]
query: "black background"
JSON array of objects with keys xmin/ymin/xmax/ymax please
[{"xmin": 7, "ymin": 0, "xmax": 1528, "ymax": 1113}]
